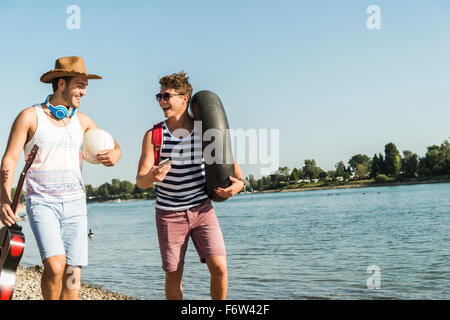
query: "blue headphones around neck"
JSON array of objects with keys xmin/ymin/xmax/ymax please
[{"xmin": 44, "ymin": 95, "xmax": 76, "ymax": 120}]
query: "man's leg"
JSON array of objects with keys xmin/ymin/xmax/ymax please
[
  {"xmin": 41, "ymin": 254, "xmax": 66, "ymax": 300},
  {"xmin": 205, "ymin": 256, "xmax": 228, "ymax": 300},
  {"xmin": 59, "ymin": 197, "xmax": 88, "ymax": 300},
  {"xmin": 188, "ymin": 201, "xmax": 227, "ymax": 300},
  {"xmin": 26, "ymin": 200, "xmax": 67, "ymax": 299},
  {"xmin": 165, "ymin": 266, "xmax": 184, "ymax": 300},
  {"xmin": 155, "ymin": 208, "xmax": 190, "ymax": 300},
  {"xmin": 61, "ymin": 265, "xmax": 82, "ymax": 300}
]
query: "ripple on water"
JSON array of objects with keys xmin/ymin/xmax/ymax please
[{"xmin": 19, "ymin": 183, "xmax": 450, "ymax": 299}]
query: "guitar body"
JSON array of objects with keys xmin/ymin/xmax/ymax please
[
  {"xmin": 0, "ymin": 225, "xmax": 25, "ymax": 300},
  {"xmin": 0, "ymin": 144, "xmax": 38, "ymax": 300}
]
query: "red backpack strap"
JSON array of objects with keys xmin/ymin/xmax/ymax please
[{"xmin": 152, "ymin": 122, "xmax": 163, "ymax": 166}]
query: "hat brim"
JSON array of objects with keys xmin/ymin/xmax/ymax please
[{"xmin": 40, "ymin": 70, "xmax": 102, "ymax": 83}]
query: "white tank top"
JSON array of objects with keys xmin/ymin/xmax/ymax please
[{"xmin": 24, "ymin": 104, "xmax": 85, "ymax": 202}]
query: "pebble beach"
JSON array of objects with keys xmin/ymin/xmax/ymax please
[{"xmin": 12, "ymin": 265, "xmax": 135, "ymax": 300}]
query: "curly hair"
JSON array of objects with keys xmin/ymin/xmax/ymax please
[{"xmin": 159, "ymin": 71, "xmax": 193, "ymax": 101}]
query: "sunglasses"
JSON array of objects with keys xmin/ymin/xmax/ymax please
[{"xmin": 155, "ymin": 92, "xmax": 185, "ymax": 102}]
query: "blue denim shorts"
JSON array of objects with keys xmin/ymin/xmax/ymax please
[{"xmin": 26, "ymin": 197, "xmax": 88, "ymax": 266}]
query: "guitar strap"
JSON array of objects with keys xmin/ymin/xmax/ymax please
[{"xmin": 152, "ymin": 122, "xmax": 163, "ymax": 166}]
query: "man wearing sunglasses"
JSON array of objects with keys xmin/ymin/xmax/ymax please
[{"xmin": 136, "ymin": 71, "xmax": 244, "ymax": 300}]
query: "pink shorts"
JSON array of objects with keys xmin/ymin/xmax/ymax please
[{"xmin": 155, "ymin": 199, "xmax": 226, "ymax": 272}]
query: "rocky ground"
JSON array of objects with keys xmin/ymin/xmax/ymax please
[{"xmin": 12, "ymin": 265, "xmax": 135, "ymax": 300}]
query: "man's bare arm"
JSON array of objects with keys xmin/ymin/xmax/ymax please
[
  {"xmin": 1, "ymin": 108, "xmax": 34, "ymax": 226},
  {"xmin": 136, "ymin": 129, "xmax": 156, "ymax": 189},
  {"xmin": 214, "ymin": 161, "xmax": 245, "ymax": 199},
  {"xmin": 234, "ymin": 161, "xmax": 244, "ymax": 180},
  {"xmin": 136, "ymin": 129, "xmax": 171, "ymax": 189}
]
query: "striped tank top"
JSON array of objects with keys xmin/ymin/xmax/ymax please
[
  {"xmin": 24, "ymin": 104, "xmax": 85, "ymax": 202},
  {"xmin": 155, "ymin": 121, "xmax": 208, "ymax": 211}
]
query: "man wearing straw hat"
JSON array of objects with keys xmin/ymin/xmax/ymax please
[{"xmin": 0, "ymin": 56, "xmax": 121, "ymax": 300}]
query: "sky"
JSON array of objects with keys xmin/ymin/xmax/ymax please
[{"xmin": 0, "ymin": 0, "xmax": 449, "ymax": 186}]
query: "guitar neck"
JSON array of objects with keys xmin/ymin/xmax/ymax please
[
  {"xmin": 9, "ymin": 144, "xmax": 39, "ymax": 216},
  {"xmin": 11, "ymin": 172, "xmax": 26, "ymax": 214}
]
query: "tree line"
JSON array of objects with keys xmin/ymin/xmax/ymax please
[
  {"xmin": 85, "ymin": 178, "xmax": 156, "ymax": 201},
  {"xmin": 244, "ymin": 138, "xmax": 450, "ymax": 192}
]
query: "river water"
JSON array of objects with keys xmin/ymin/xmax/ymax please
[{"xmin": 19, "ymin": 183, "xmax": 450, "ymax": 299}]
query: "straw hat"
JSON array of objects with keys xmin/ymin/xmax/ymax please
[{"xmin": 40, "ymin": 56, "xmax": 102, "ymax": 83}]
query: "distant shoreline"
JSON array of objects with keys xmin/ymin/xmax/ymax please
[
  {"xmin": 85, "ymin": 179, "xmax": 450, "ymax": 204},
  {"xmin": 250, "ymin": 178, "xmax": 450, "ymax": 195}
]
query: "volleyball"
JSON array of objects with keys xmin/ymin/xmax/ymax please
[{"xmin": 82, "ymin": 129, "xmax": 115, "ymax": 164}]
